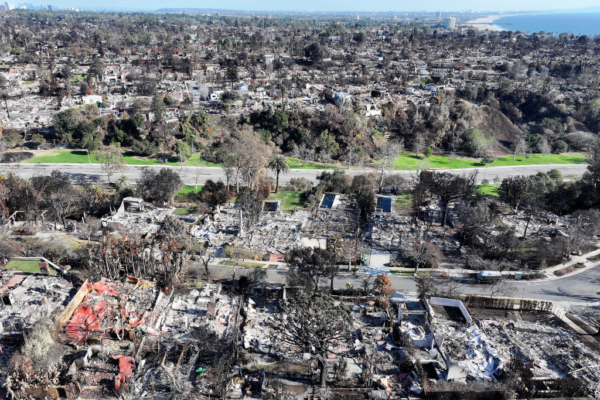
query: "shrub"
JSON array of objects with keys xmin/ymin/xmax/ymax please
[
  {"xmin": 22, "ymin": 238, "xmax": 68, "ymax": 263},
  {"xmin": 373, "ymin": 273, "xmax": 394, "ymax": 297},
  {"xmin": 552, "ymin": 140, "xmax": 568, "ymax": 154},
  {"xmin": 547, "ymin": 169, "xmax": 563, "ymax": 182},
  {"xmin": 136, "ymin": 168, "xmax": 183, "ymax": 203},
  {"xmin": 0, "ymin": 134, "xmax": 24, "ymax": 148},
  {"xmin": 132, "ymin": 139, "xmax": 157, "ymax": 156},
  {"xmin": 464, "ymin": 129, "xmax": 491, "ymax": 157},
  {"xmin": 286, "ymin": 177, "xmax": 313, "ymax": 191}
]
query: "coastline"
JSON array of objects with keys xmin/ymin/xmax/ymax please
[{"xmin": 463, "ymin": 15, "xmax": 509, "ymax": 31}]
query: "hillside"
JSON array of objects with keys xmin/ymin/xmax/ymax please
[{"xmin": 467, "ymin": 105, "xmax": 523, "ymax": 155}]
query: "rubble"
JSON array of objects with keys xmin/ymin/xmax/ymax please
[
  {"xmin": 100, "ymin": 198, "xmax": 175, "ymax": 235},
  {"xmin": 0, "ymin": 271, "xmax": 74, "ymax": 387}
]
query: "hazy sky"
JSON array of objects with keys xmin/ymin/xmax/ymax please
[{"xmin": 25, "ymin": 0, "xmax": 600, "ymax": 12}]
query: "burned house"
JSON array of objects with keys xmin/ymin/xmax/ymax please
[
  {"xmin": 7, "ymin": 278, "xmax": 242, "ymax": 399},
  {"xmin": 100, "ymin": 198, "xmax": 173, "ymax": 235},
  {"xmin": 241, "ymin": 293, "xmax": 410, "ymax": 398},
  {"xmin": 0, "ymin": 271, "xmax": 74, "ymax": 389},
  {"xmin": 396, "ymin": 296, "xmax": 600, "ymax": 398}
]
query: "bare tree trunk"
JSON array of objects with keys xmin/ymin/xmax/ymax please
[
  {"xmin": 3, "ymin": 96, "xmax": 9, "ymax": 118},
  {"xmin": 203, "ymin": 259, "xmax": 210, "ymax": 279},
  {"xmin": 442, "ymin": 204, "xmax": 449, "ymax": 227},
  {"xmin": 318, "ymin": 354, "xmax": 327, "ymax": 388},
  {"xmin": 523, "ymin": 213, "xmax": 532, "ymax": 239}
]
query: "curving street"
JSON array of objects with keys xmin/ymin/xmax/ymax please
[{"xmin": 207, "ymin": 259, "xmax": 600, "ymax": 307}]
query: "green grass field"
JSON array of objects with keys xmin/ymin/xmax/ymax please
[
  {"xmin": 286, "ymin": 157, "xmax": 341, "ymax": 170},
  {"xmin": 23, "ymin": 150, "xmax": 588, "ymax": 173},
  {"xmin": 173, "ymin": 207, "xmax": 196, "ymax": 215},
  {"xmin": 392, "ymin": 152, "xmax": 587, "ymax": 170},
  {"xmin": 394, "ymin": 192, "xmax": 413, "ymax": 213},
  {"xmin": 221, "ymin": 260, "xmax": 266, "ymax": 268},
  {"xmin": 391, "ymin": 270, "xmax": 430, "ymax": 276},
  {"xmin": 175, "ymin": 185, "xmax": 204, "ymax": 202},
  {"xmin": 477, "ymin": 184, "xmax": 500, "ymax": 196},
  {"xmin": 69, "ymin": 75, "xmax": 86, "ymax": 82},
  {"xmin": 24, "ymin": 150, "xmax": 220, "ymax": 167},
  {"xmin": 268, "ymin": 191, "xmax": 309, "ymax": 212},
  {"xmin": 179, "ymin": 185, "xmax": 204, "ymax": 195},
  {"xmin": 4, "ymin": 260, "xmax": 56, "ymax": 275}
]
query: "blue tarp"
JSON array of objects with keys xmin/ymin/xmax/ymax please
[
  {"xmin": 320, "ymin": 196, "xmax": 335, "ymax": 209},
  {"xmin": 263, "ymin": 201, "xmax": 279, "ymax": 212},
  {"xmin": 377, "ymin": 197, "xmax": 393, "ymax": 212}
]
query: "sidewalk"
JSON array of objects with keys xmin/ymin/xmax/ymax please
[
  {"xmin": 388, "ymin": 246, "xmax": 600, "ymax": 282},
  {"xmin": 210, "ymin": 245, "xmax": 600, "ymax": 283}
]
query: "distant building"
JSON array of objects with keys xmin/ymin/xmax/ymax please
[
  {"xmin": 82, "ymin": 95, "xmax": 103, "ymax": 105},
  {"xmin": 253, "ymin": 87, "xmax": 267, "ymax": 99},
  {"xmin": 47, "ymin": 5, "xmax": 53, "ymax": 10},
  {"xmin": 263, "ymin": 54, "xmax": 274, "ymax": 65},
  {"xmin": 333, "ymin": 92, "xmax": 353, "ymax": 107},
  {"xmin": 443, "ymin": 17, "xmax": 456, "ymax": 30},
  {"xmin": 437, "ymin": 12, "xmax": 442, "ymax": 22}
]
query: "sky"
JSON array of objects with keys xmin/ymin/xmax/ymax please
[{"xmin": 22, "ymin": 0, "xmax": 600, "ymax": 12}]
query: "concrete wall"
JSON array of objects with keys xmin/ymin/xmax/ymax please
[{"xmin": 429, "ymin": 297, "xmax": 473, "ymax": 324}]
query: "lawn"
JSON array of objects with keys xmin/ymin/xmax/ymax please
[
  {"xmin": 477, "ymin": 184, "xmax": 500, "ymax": 196},
  {"xmin": 221, "ymin": 260, "xmax": 266, "ymax": 268},
  {"xmin": 178, "ymin": 185, "xmax": 204, "ymax": 195},
  {"xmin": 172, "ymin": 207, "xmax": 196, "ymax": 216},
  {"xmin": 391, "ymin": 270, "xmax": 429, "ymax": 276},
  {"xmin": 4, "ymin": 260, "xmax": 56, "ymax": 275},
  {"xmin": 393, "ymin": 192, "xmax": 413, "ymax": 213},
  {"xmin": 286, "ymin": 157, "xmax": 341, "ymax": 170},
  {"xmin": 24, "ymin": 150, "xmax": 220, "ymax": 167},
  {"xmin": 268, "ymin": 190, "xmax": 309, "ymax": 212},
  {"xmin": 391, "ymin": 152, "xmax": 587, "ymax": 170},
  {"xmin": 69, "ymin": 75, "xmax": 86, "ymax": 82},
  {"xmin": 24, "ymin": 149, "xmax": 588, "ymax": 172}
]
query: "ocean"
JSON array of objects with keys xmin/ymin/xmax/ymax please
[{"xmin": 493, "ymin": 13, "xmax": 600, "ymax": 37}]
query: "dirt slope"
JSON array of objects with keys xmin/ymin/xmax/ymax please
[{"xmin": 467, "ymin": 105, "xmax": 523, "ymax": 155}]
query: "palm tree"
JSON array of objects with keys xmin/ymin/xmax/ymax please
[{"xmin": 268, "ymin": 155, "xmax": 290, "ymax": 193}]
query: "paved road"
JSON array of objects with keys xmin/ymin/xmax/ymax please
[
  {"xmin": 3, "ymin": 160, "xmax": 596, "ymax": 306},
  {"xmin": 0, "ymin": 162, "xmax": 589, "ymax": 185},
  {"xmin": 207, "ymin": 260, "xmax": 600, "ymax": 308}
]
